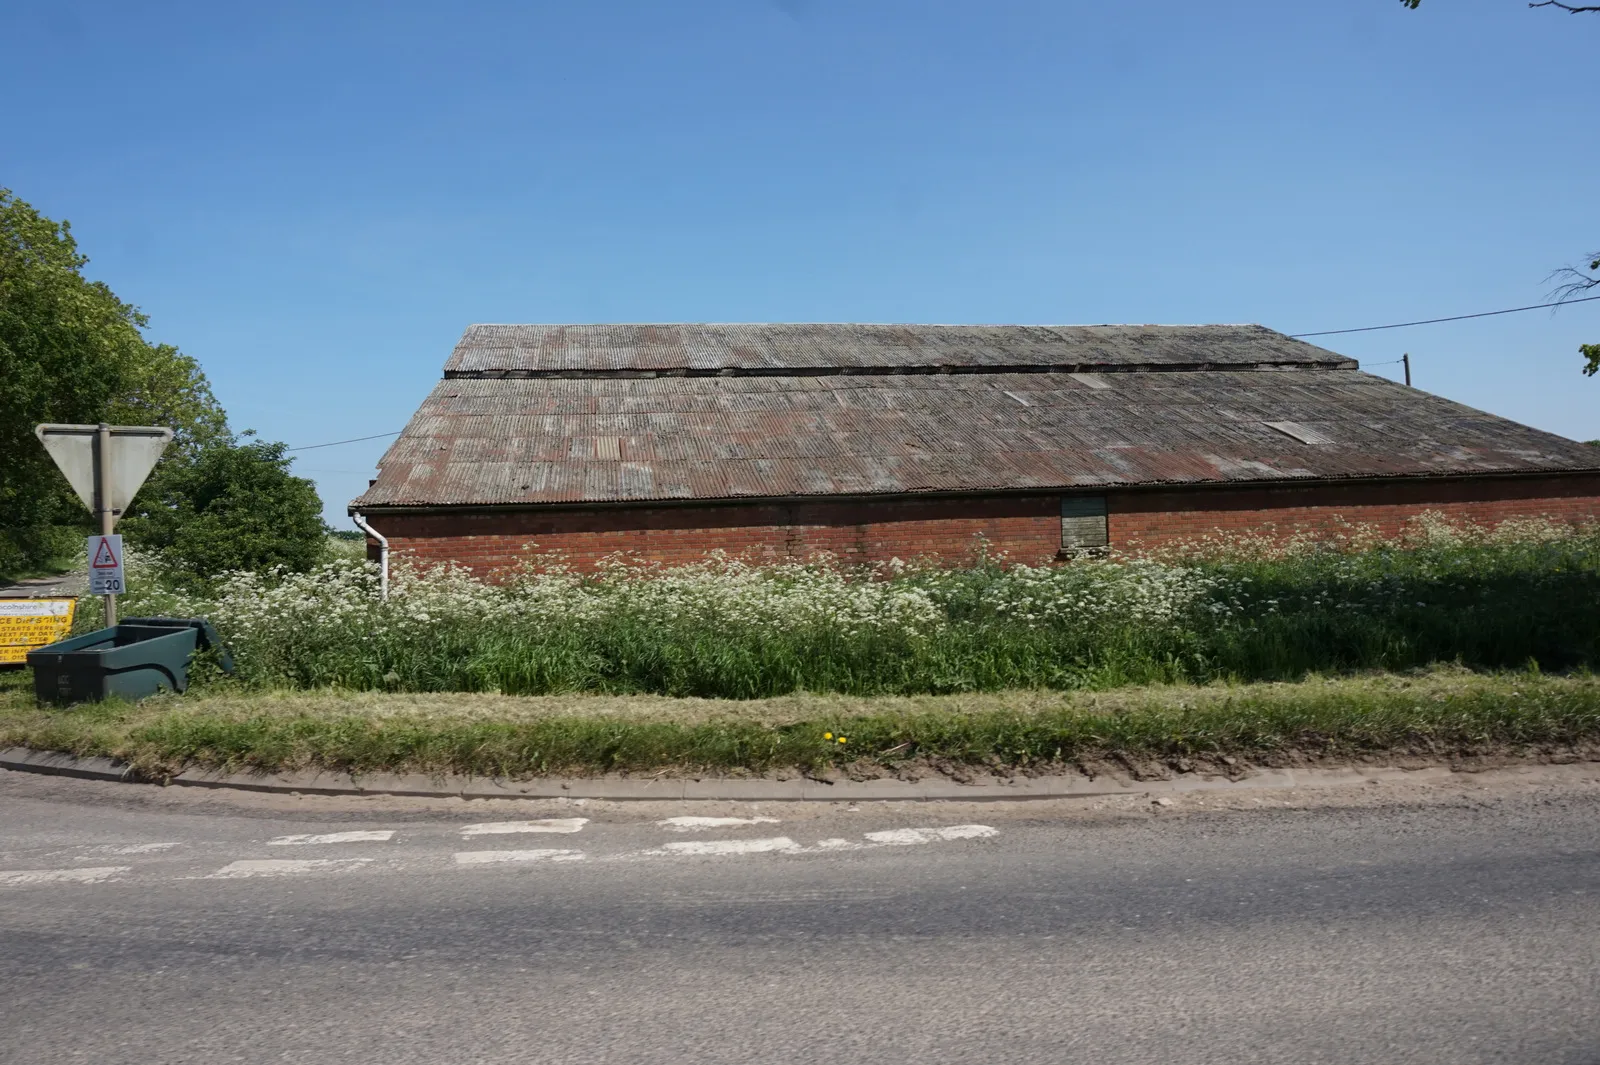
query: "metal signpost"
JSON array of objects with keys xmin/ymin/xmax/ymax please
[{"xmin": 35, "ymin": 423, "xmax": 173, "ymax": 626}]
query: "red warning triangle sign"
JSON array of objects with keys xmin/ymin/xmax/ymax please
[{"xmin": 90, "ymin": 537, "xmax": 120, "ymax": 569}]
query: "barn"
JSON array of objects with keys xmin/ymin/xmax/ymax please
[{"xmin": 350, "ymin": 323, "xmax": 1600, "ymax": 573}]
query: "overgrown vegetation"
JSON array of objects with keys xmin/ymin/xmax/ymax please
[
  {"xmin": 13, "ymin": 518, "xmax": 1599, "ymax": 777},
  {"xmin": 101, "ymin": 515, "xmax": 1600, "ymax": 699}
]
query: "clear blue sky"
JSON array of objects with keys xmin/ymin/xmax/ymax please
[{"xmin": 7, "ymin": 0, "xmax": 1598, "ymax": 523}]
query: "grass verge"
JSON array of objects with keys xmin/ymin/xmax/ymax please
[{"xmin": 3, "ymin": 667, "xmax": 1598, "ymax": 780}]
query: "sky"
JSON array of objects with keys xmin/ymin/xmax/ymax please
[{"xmin": 6, "ymin": 0, "xmax": 1599, "ymax": 524}]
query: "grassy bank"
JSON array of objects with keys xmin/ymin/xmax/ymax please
[{"xmin": 3, "ymin": 668, "xmax": 1597, "ymax": 779}]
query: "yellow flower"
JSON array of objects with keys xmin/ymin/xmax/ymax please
[
  {"xmin": 837, "ymin": 737, "xmax": 848, "ymax": 744},
  {"xmin": 823, "ymin": 732, "xmax": 833, "ymax": 740}
]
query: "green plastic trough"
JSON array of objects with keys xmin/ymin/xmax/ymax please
[{"xmin": 27, "ymin": 617, "xmax": 232, "ymax": 705}]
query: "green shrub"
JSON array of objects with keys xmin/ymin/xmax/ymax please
[{"xmin": 120, "ymin": 436, "xmax": 325, "ymax": 589}]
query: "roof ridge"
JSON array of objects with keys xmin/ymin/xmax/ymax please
[
  {"xmin": 442, "ymin": 360, "xmax": 1357, "ymax": 381},
  {"xmin": 460, "ymin": 321, "xmax": 1276, "ymax": 329},
  {"xmin": 444, "ymin": 323, "xmax": 1343, "ymax": 376}
]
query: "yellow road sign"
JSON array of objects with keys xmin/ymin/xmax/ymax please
[{"xmin": 0, "ymin": 598, "xmax": 77, "ymax": 665}]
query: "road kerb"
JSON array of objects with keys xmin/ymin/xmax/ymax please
[{"xmin": 4, "ymin": 745, "xmax": 1582, "ymax": 802}]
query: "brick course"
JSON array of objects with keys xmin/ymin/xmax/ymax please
[
  {"xmin": 364, "ymin": 474, "xmax": 1600, "ymax": 576},
  {"xmin": 374, "ymin": 496, "xmax": 1060, "ymax": 573},
  {"xmin": 1110, "ymin": 475, "xmax": 1600, "ymax": 548}
]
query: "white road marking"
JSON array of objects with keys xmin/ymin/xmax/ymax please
[
  {"xmin": 812, "ymin": 838, "xmax": 865, "ymax": 851},
  {"xmin": 460, "ymin": 819, "xmax": 588, "ymax": 837},
  {"xmin": 657, "ymin": 816, "xmax": 781, "ymax": 832},
  {"xmin": 105, "ymin": 842, "xmax": 183, "ymax": 855},
  {"xmin": 0, "ymin": 867, "xmax": 130, "ymax": 886},
  {"xmin": 206, "ymin": 859, "xmax": 372, "ymax": 879},
  {"xmin": 654, "ymin": 837, "xmax": 801, "ymax": 857},
  {"xmin": 267, "ymin": 831, "xmax": 395, "ymax": 846},
  {"xmin": 453, "ymin": 849, "xmax": 585, "ymax": 865},
  {"xmin": 863, "ymin": 825, "xmax": 999, "ymax": 846}
]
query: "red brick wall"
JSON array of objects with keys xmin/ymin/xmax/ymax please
[
  {"xmin": 365, "ymin": 474, "xmax": 1600, "ymax": 576},
  {"xmin": 1110, "ymin": 475, "xmax": 1600, "ymax": 549},
  {"xmin": 374, "ymin": 496, "xmax": 1062, "ymax": 574}
]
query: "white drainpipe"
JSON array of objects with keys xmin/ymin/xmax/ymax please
[{"xmin": 351, "ymin": 511, "xmax": 389, "ymax": 601}]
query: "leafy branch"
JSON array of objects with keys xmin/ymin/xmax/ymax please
[{"xmin": 1561, "ymin": 254, "xmax": 1600, "ymax": 374}]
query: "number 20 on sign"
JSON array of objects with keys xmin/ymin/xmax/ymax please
[{"xmin": 88, "ymin": 534, "xmax": 125, "ymax": 595}]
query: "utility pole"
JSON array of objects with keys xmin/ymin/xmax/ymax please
[
  {"xmin": 1402, "ymin": 353, "xmax": 1412, "ymax": 387},
  {"xmin": 96, "ymin": 423, "xmax": 117, "ymax": 626}
]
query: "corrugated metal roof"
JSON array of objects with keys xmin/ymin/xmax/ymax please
[
  {"xmin": 353, "ymin": 369, "xmax": 1600, "ymax": 508},
  {"xmin": 442, "ymin": 323, "xmax": 1355, "ymax": 376}
]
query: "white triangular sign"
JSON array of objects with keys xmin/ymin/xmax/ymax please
[
  {"xmin": 91, "ymin": 537, "xmax": 120, "ymax": 569},
  {"xmin": 35, "ymin": 424, "xmax": 174, "ymax": 523}
]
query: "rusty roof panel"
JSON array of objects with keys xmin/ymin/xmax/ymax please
[
  {"xmin": 442, "ymin": 323, "xmax": 1354, "ymax": 376},
  {"xmin": 353, "ymin": 370, "xmax": 1600, "ymax": 508}
]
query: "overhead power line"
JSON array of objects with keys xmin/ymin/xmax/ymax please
[
  {"xmin": 1290, "ymin": 294, "xmax": 1600, "ymax": 339},
  {"xmin": 285, "ymin": 431, "xmax": 401, "ymax": 452}
]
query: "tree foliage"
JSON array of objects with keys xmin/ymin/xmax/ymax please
[
  {"xmin": 120, "ymin": 435, "xmax": 326, "ymax": 589},
  {"xmin": 1560, "ymin": 252, "xmax": 1600, "ymax": 375},
  {"xmin": 1, "ymin": 187, "xmax": 323, "ymax": 584},
  {"xmin": 0, "ymin": 188, "xmax": 226, "ymax": 575}
]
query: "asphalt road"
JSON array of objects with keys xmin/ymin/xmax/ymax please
[{"xmin": 2, "ymin": 767, "xmax": 1598, "ymax": 1065}]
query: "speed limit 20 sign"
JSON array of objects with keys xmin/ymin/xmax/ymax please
[{"xmin": 87, "ymin": 534, "xmax": 125, "ymax": 595}]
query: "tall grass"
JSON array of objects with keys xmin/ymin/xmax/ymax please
[{"xmin": 112, "ymin": 514, "xmax": 1600, "ymax": 698}]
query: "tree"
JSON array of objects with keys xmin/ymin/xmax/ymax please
[
  {"xmin": 0, "ymin": 186, "xmax": 228, "ymax": 575},
  {"xmin": 0, "ymin": 188, "xmax": 228, "ymax": 577},
  {"xmin": 1555, "ymin": 254, "xmax": 1600, "ymax": 375},
  {"xmin": 120, "ymin": 435, "xmax": 326, "ymax": 588},
  {"xmin": 2, "ymin": 189, "xmax": 140, "ymax": 573},
  {"xmin": 2, "ymin": 188, "xmax": 327, "ymax": 587},
  {"xmin": 110, "ymin": 341, "xmax": 229, "ymax": 455}
]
